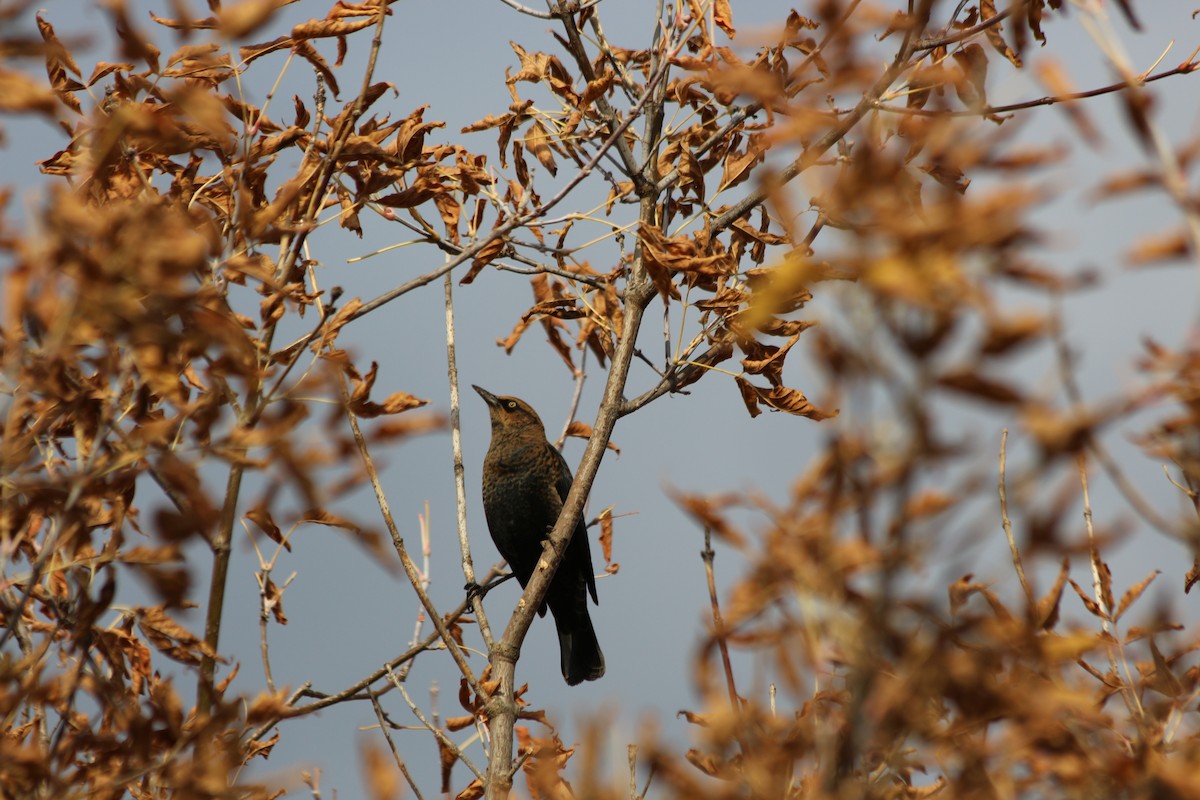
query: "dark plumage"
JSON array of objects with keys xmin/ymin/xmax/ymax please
[{"xmin": 472, "ymin": 385, "xmax": 604, "ymax": 686}]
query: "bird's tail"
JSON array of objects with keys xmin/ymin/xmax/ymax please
[{"xmin": 554, "ymin": 608, "xmax": 605, "ymax": 686}]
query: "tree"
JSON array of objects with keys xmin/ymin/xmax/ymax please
[{"xmin": 2, "ymin": 0, "xmax": 1200, "ymax": 797}]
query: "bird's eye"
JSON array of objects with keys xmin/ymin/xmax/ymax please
[{"xmin": 505, "ymin": 401, "xmax": 518, "ymax": 410}]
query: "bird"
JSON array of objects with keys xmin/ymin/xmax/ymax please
[{"xmin": 472, "ymin": 385, "xmax": 605, "ymax": 686}]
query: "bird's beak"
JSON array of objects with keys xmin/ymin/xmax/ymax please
[{"xmin": 472, "ymin": 385, "xmax": 500, "ymax": 408}]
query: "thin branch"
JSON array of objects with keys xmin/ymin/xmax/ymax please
[
  {"xmin": 445, "ymin": 271, "xmax": 495, "ymax": 650},
  {"xmin": 700, "ymin": 527, "xmax": 740, "ymax": 712},
  {"xmin": 1079, "ymin": 454, "xmax": 1145, "ymax": 727},
  {"xmin": 915, "ymin": 7, "xmax": 1012, "ymax": 50},
  {"xmin": 555, "ymin": 352, "xmax": 587, "ymax": 450},
  {"xmin": 243, "ymin": 582, "xmax": 495, "ymax": 741},
  {"xmin": 369, "ymin": 692, "xmax": 427, "ymax": 800},
  {"xmin": 498, "ymin": 0, "xmax": 602, "ymax": 19},
  {"xmin": 998, "ymin": 429, "xmax": 1034, "ymax": 608},
  {"xmin": 873, "ymin": 60, "xmax": 1200, "ymax": 118},
  {"xmin": 340, "ymin": 374, "xmax": 483, "ymax": 698},
  {"xmin": 389, "ymin": 667, "xmax": 485, "ymax": 782}
]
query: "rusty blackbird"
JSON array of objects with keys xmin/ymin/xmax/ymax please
[{"xmin": 472, "ymin": 385, "xmax": 604, "ymax": 685}]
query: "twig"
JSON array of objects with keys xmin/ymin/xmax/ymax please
[
  {"xmin": 915, "ymin": 6, "xmax": 1012, "ymax": 50},
  {"xmin": 997, "ymin": 429, "xmax": 1033, "ymax": 607},
  {"xmin": 497, "ymin": 0, "xmax": 602, "ymax": 20},
  {"xmin": 872, "ymin": 60, "xmax": 1200, "ymax": 119},
  {"xmin": 243, "ymin": 574, "xmax": 498, "ymax": 742},
  {"xmin": 1078, "ymin": 454, "xmax": 1145, "ymax": 728},
  {"xmin": 340, "ymin": 375, "xmax": 483, "ymax": 698},
  {"xmin": 369, "ymin": 692, "xmax": 426, "ymax": 800},
  {"xmin": 700, "ymin": 527, "xmax": 740, "ymax": 712},
  {"xmin": 388, "ymin": 666, "xmax": 485, "ymax": 782},
  {"xmin": 555, "ymin": 352, "xmax": 587, "ymax": 450},
  {"xmin": 445, "ymin": 271, "xmax": 495, "ymax": 650}
]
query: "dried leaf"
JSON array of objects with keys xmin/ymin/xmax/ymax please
[
  {"xmin": 1114, "ymin": 570, "xmax": 1159, "ymax": 622},
  {"xmin": 981, "ymin": 0, "xmax": 1021, "ymax": 67},
  {"xmin": 1035, "ymin": 558, "xmax": 1070, "ymax": 630},
  {"xmin": 246, "ymin": 506, "xmax": 290, "ymax": 551},
  {"xmin": 563, "ymin": 421, "xmax": 620, "ymax": 455},
  {"xmin": 1068, "ymin": 578, "xmax": 1109, "ymax": 621}
]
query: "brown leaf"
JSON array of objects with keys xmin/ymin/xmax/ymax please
[
  {"xmin": 720, "ymin": 138, "xmax": 765, "ymax": 190},
  {"xmin": 463, "ymin": 234, "xmax": 507, "ymax": 283},
  {"xmin": 734, "ymin": 375, "xmax": 761, "ymax": 418},
  {"xmin": 302, "ymin": 509, "xmax": 396, "ymax": 573},
  {"xmin": 671, "ymin": 491, "xmax": 745, "ymax": 547},
  {"xmin": 262, "ymin": 576, "xmax": 288, "ymax": 625},
  {"xmin": 981, "ymin": 0, "xmax": 1021, "ymax": 67},
  {"xmin": 216, "ymin": 0, "xmax": 284, "ymax": 39},
  {"xmin": 246, "ymin": 689, "xmax": 292, "ymax": 723},
  {"xmin": 438, "ymin": 735, "xmax": 458, "ymax": 794},
  {"xmin": 1148, "ymin": 636, "xmax": 1183, "ymax": 697},
  {"xmin": 0, "ymin": 68, "xmax": 60, "ymax": 116},
  {"xmin": 937, "ymin": 367, "xmax": 1024, "ymax": 405},
  {"xmin": 713, "ymin": 0, "xmax": 735, "ymax": 37},
  {"xmin": 246, "ymin": 506, "xmax": 290, "ymax": 551},
  {"xmin": 1128, "ymin": 229, "xmax": 1189, "ymax": 266},
  {"xmin": 563, "ymin": 421, "xmax": 620, "ymax": 455},
  {"xmin": 135, "ymin": 606, "xmax": 218, "ymax": 666},
  {"xmin": 1035, "ymin": 558, "xmax": 1070, "ymax": 630},
  {"xmin": 1114, "ymin": 569, "xmax": 1160, "ymax": 623},
  {"xmin": 736, "ymin": 379, "xmax": 837, "ymax": 420},
  {"xmin": 522, "ymin": 298, "xmax": 585, "ymax": 321},
  {"xmin": 348, "ymin": 362, "xmax": 430, "ymax": 418},
  {"xmin": 980, "ymin": 313, "xmax": 1048, "ymax": 355},
  {"xmin": 1068, "ymin": 578, "xmax": 1108, "ymax": 621},
  {"xmin": 951, "ymin": 43, "xmax": 988, "ymax": 110},
  {"xmin": 596, "ymin": 505, "xmax": 616, "ymax": 573},
  {"xmin": 1035, "ymin": 59, "xmax": 1100, "ymax": 147},
  {"xmin": 455, "ymin": 779, "xmax": 485, "ymax": 800},
  {"xmin": 37, "ymin": 14, "xmax": 83, "ymax": 114},
  {"xmin": 369, "ymin": 413, "xmax": 448, "ymax": 443},
  {"xmin": 525, "ymin": 120, "xmax": 558, "ymax": 176}
]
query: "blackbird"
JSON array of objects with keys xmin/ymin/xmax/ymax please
[{"xmin": 472, "ymin": 385, "xmax": 604, "ymax": 685}]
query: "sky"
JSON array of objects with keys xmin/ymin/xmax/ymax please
[{"xmin": 3, "ymin": 1, "xmax": 1200, "ymax": 797}]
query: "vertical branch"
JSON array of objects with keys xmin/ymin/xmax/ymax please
[
  {"xmin": 998, "ymin": 429, "xmax": 1034, "ymax": 607},
  {"xmin": 444, "ymin": 272, "xmax": 495, "ymax": 649},
  {"xmin": 700, "ymin": 527, "xmax": 739, "ymax": 712},
  {"xmin": 554, "ymin": 353, "xmax": 587, "ymax": 450},
  {"xmin": 480, "ymin": 13, "xmax": 691, "ymax": 795},
  {"xmin": 340, "ymin": 375, "xmax": 483, "ymax": 698},
  {"xmin": 483, "ymin": 268, "xmax": 656, "ymax": 798},
  {"xmin": 369, "ymin": 692, "xmax": 427, "ymax": 800},
  {"xmin": 198, "ymin": 461, "xmax": 245, "ymax": 711},
  {"xmin": 1079, "ymin": 454, "xmax": 1144, "ymax": 728}
]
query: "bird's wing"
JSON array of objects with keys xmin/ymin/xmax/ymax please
[{"xmin": 552, "ymin": 445, "xmax": 599, "ymax": 605}]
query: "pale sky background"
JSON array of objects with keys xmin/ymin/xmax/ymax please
[{"xmin": 3, "ymin": 1, "xmax": 1200, "ymax": 797}]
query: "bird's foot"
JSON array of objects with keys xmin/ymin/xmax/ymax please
[{"xmin": 465, "ymin": 572, "xmax": 514, "ymax": 601}]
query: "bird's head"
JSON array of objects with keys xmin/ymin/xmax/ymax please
[{"xmin": 472, "ymin": 385, "xmax": 546, "ymax": 435}]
